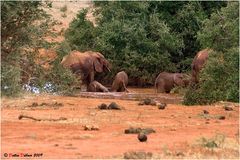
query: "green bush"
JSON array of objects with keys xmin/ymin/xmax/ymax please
[
  {"xmin": 184, "ymin": 2, "xmax": 239, "ymax": 105},
  {"xmin": 65, "ymin": 2, "xmax": 184, "ymax": 85},
  {"xmin": 1, "ymin": 62, "xmax": 21, "ymax": 96},
  {"xmin": 1, "ymin": 1, "xmax": 80, "ymax": 96}
]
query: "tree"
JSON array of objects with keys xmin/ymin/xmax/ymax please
[
  {"xmin": 65, "ymin": 1, "xmax": 183, "ymax": 86},
  {"xmin": 1, "ymin": 1, "xmax": 78, "ymax": 96},
  {"xmin": 184, "ymin": 2, "xmax": 239, "ymax": 104}
]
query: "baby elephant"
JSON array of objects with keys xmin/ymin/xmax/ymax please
[
  {"xmin": 87, "ymin": 80, "xmax": 109, "ymax": 92},
  {"xmin": 155, "ymin": 72, "xmax": 190, "ymax": 93},
  {"xmin": 111, "ymin": 71, "xmax": 129, "ymax": 92}
]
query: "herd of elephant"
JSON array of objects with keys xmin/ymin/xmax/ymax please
[{"xmin": 61, "ymin": 48, "xmax": 210, "ymax": 93}]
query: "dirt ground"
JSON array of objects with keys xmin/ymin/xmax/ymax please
[{"xmin": 1, "ymin": 89, "xmax": 239, "ymax": 159}]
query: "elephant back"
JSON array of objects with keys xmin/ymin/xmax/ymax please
[
  {"xmin": 191, "ymin": 48, "xmax": 211, "ymax": 71},
  {"xmin": 60, "ymin": 51, "xmax": 89, "ymax": 68}
]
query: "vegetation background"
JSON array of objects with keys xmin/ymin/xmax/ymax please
[{"xmin": 1, "ymin": 1, "xmax": 239, "ymax": 104}]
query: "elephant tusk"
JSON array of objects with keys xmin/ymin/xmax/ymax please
[{"xmin": 106, "ymin": 66, "xmax": 111, "ymax": 72}]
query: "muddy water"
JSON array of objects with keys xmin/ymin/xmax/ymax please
[{"xmin": 76, "ymin": 87, "xmax": 183, "ymax": 104}]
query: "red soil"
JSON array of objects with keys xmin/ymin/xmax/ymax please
[{"xmin": 1, "ymin": 93, "xmax": 239, "ymax": 159}]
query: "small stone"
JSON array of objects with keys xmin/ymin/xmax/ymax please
[
  {"xmin": 138, "ymin": 133, "xmax": 147, "ymax": 142},
  {"xmin": 108, "ymin": 102, "xmax": 121, "ymax": 110},
  {"xmin": 31, "ymin": 102, "xmax": 38, "ymax": 107},
  {"xmin": 98, "ymin": 103, "xmax": 108, "ymax": 110},
  {"xmin": 138, "ymin": 101, "xmax": 145, "ymax": 106},
  {"xmin": 158, "ymin": 103, "xmax": 167, "ymax": 110},
  {"xmin": 218, "ymin": 115, "xmax": 225, "ymax": 120},
  {"xmin": 176, "ymin": 152, "xmax": 184, "ymax": 157},
  {"xmin": 124, "ymin": 127, "xmax": 142, "ymax": 134},
  {"xmin": 224, "ymin": 106, "xmax": 233, "ymax": 111},
  {"xmin": 205, "ymin": 121, "xmax": 210, "ymax": 124},
  {"xmin": 83, "ymin": 125, "xmax": 99, "ymax": 131},
  {"xmin": 150, "ymin": 101, "xmax": 157, "ymax": 106},
  {"xmin": 203, "ymin": 110, "xmax": 209, "ymax": 114},
  {"xmin": 141, "ymin": 128, "xmax": 156, "ymax": 134},
  {"xmin": 143, "ymin": 98, "xmax": 151, "ymax": 105},
  {"xmin": 40, "ymin": 102, "xmax": 47, "ymax": 106}
]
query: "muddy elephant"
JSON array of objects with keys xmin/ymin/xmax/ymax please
[
  {"xmin": 110, "ymin": 71, "xmax": 129, "ymax": 92},
  {"xmin": 191, "ymin": 48, "xmax": 211, "ymax": 83},
  {"xmin": 155, "ymin": 72, "xmax": 190, "ymax": 93},
  {"xmin": 87, "ymin": 81, "xmax": 109, "ymax": 92},
  {"xmin": 61, "ymin": 50, "xmax": 111, "ymax": 85}
]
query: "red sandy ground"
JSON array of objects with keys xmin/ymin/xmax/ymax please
[{"xmin": 1, "ymin": 90, "xmax": 239, "ymax": 159}]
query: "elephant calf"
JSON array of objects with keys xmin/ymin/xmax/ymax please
[
  {"xmin": 87, "ymin": 81, "xmax": 109, "ymax": 92},
  {"xmin": 155, "ymin": 72, "xmax": 190, "ymax": 93},
  {"xmin": 111, "ymin": 71, "xmax": 129, "ymax": 92}
]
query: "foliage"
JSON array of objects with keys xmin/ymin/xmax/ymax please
[
  {"xmin": 184, "ymin": 2, "xmax": 239, "ymax": 105},
  {"xmin": 1, "ymin": 1, "xmax": 79, "ymax": 96},
  {"xmin": 198, "ymin": 134, "xmax": 225, "ymax": 149},
  {"xmin": 64, "ymin": 1, "xmax": 227, "ymax": 86},
  {"xmin": 48, "ymin": 42, "xmax": 80, "ymax": 95},
  {"xmin": 65, "ymin": 9, "xmax": 96, "ymax": 51},
  {"xmin": 1, "ymin": 62, "xmax": 21, "ymax": 96},
  {"xmin": 1, "ymin": 1, "xmax": 53, "ymax": 96},
  {"xmin": 66, "ymin": 2, "xmax": 184, "ymax": 85},
  {"xmin": 147, "ymin": 1, "xmax": 227, "ymax": 70}
]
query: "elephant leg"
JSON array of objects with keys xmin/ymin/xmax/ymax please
[
  {"xmin": 122, "ymin": 82, "xmax": 129, "ymax": 92},
  {"xmin": 87, "ymin": 72, "xmax": 95, "ymax": 85},
  {"xmin": 191, "ymin": 70, "xmax": 198, "ymax": 83},
  {"xmin": 156, "ymin": 79, "xmax": 165, "ymax": 93}
]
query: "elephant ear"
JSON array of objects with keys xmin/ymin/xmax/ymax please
[
  {"xmin": 93, "ymin": 58, "xmax": 103, "ymax": 72},
  {"xmin": 173, "ymin": 74, "xmax": 184, "ymax": 86}
]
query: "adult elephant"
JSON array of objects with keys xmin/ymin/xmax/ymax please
[
  {"xmin": 191, "ymin": 48, "xmax": 211, "ymax": 83},
  {"xmin": 155, "ymin": 72, "xmax": 190, "ymax": 93},
  {"xmin": 61, "ymin": 50, "xmax": 111, "ymax": 85},
  {"xmin": 110, "ymin": 71, "xmax": 129, "ymax": 92}
]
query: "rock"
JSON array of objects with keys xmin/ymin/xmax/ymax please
[
  {"xmin": 98, "ymin": 103, "xmax": 108, "ymax": 110},
  {"xmin": 124, "ymin": 127, "xmax": 155, "ymax": 135},
  {"xmin": 108, "ymin": 102, "xmax": 121, "ymax": 110},
  {"xmin": 150, "ymin": 101, "xmax": 157, "ymax": 106},
  {"xmin": 143, "ymin": 98, "xmax": 151, "ymax": 105},
  {"xmin": 124, "ymin": 151, "xmax": 152, "ymax": 159},
  {"xmin": 83, "ymin": 125, "xmax": 99, "ymax": 131},
  {"xmin": 40, "ymin": 102, "xmax": 47, "ymax": 106},
  {"xmin": 158, "ymin": 103, "xmax": 167, "ymax": 110},
  {"xmin": 138, "ymin": 101, "xmax": 145, "ymax": 106},
  {"xmin": 224, "ymin": 106, "xmax": 233, "ymax": 111},
  {"xmin": 31, "ymin": 102, "xmax": 38, "ymax": 107},
  {"xmin": 176, "ymin": 152, "xmax": 185, "ymax": 157},
  {"xmin": 124, "ymin": 127, "xmax": 142, "ymax": 134},
  {"xmin": 138, "ymin": 133, "xmax": 147, "ymax": 142},
  {"xmin": 218, "ymin": 115, "xmax": 225, "ymax": 120},
  {"xmin": 203, "ymin": 110, "xmax": 209, "ymax": 114},
  {"xmin": 53, "ymin": 102, "xmax": 64, "ymax": 107},
  {"xmin": 138, "ymin": 99, "xmax": 156, "ymax": 106},
  {"xmin": 141, "ymin": 128, "xmax": 156, "ymax": 134}
]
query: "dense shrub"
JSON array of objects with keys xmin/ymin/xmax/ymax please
[
  {"xmin": 65, "ymin": 2, "xmax": 184, "ymax": 86},
  {"xmin": 184, "ymin": 2, "xmax": 239, "ymax": 105},
  {"xmin": 1, "ymin": 1, "xmax": 79, "ymax": 96}
]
